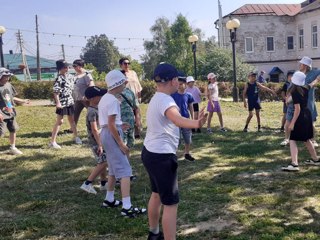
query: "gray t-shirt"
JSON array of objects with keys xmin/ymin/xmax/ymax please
[
  {"xmin": 86, "ymin": 106, "xmax": 99, "ymax": 146},
  {"xmin": 0, "ymin": 82, "xmax": 17, "ymax": 119},
  {"xmin": 73, "ymin": 72, "xmax": 93, "ymax": 101}
]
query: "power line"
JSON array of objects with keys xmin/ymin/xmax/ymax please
[{"xmin": 6, "ymin": 27, "xmax": 151, "ymax": 41}]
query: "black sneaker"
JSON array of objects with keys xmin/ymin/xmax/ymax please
[
  {"xmin": 130, "ymin": 175, "xmax": 137, "ymax": 181},
  {"xmin": 101, "ymin": 199, "xmax": 122, "ymax": 208},
  {"xmin": 243, "ymin": 128, "xmax": 248, "ymax": 132},
  {"xmin": 148, "ymin": 231, "xmax": 164, "ymax": 240},
  {"xmin": 185, "ymin": 154, "xmax": 195, "ymax": 161},
  {"xmin": 197, "ymin": 128, "xmax": 201, "ymax": 133},
  {"xmin": 121, "ymin": 206, "xmax": 146, "ymax": 218},
  {"xmin": 192, "ymin": 129, "xmax": 196, "ymax": 133}
]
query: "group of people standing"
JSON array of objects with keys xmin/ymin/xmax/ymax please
[{"xmin": 1, "ymin": 53, "xmax": 320, "ymax": 239}]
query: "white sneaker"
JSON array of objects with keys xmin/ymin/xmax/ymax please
[
  {"xmin": 281, "ymin": 164, "xmax": 299, "ymax": 172},
  {"xmin": 10, "ymin": 147, "xmax": 23, "ymax": 155},
  {"xmin": 312, "ymin": 141, "xmax": 319, "ymax": 147},
  {"xmin": 75, "ymin": 137, "xmax": 82, "ymax": 145},
  {"xmin": 49, "ymin": 142, "xmax": 62, "ymax": 149},
  {"xmin": 280, "ymin": 139, "xmax": 289, "ymax": 146},
  {"xmin": 80, "ymin": 182, "xmax": 97, "ymax": 194}
]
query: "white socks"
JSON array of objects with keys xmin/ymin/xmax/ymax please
[
  {"xmin": 106, "ymin": 191, "xmax": 114, "ymax": 202},
  {"xmin": 122, "ymin": 196, "xmax": 132, "ymax": 210}
]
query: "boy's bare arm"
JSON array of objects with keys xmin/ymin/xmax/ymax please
[
  {"xmin": 108, "ymin": 115, "xmax": 129, "ymax": 156},
  {"xmin": 13, "ymin": 97, "xmax": 30, "ymax": 104},
  {"xmin": 90, "ymin": 121, "xmax": 103, "ymax": 155}
]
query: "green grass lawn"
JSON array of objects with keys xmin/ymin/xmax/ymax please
[{"xmin": 1, "ymin": 101, "xmax": 320, "ymax": 240}]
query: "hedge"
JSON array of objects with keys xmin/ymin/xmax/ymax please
[{"xmin": 11, "ymin": 80, "xmax": 320, "ymax": 103}]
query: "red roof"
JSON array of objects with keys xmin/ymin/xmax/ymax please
[{"xmin": 231, "ymin": 4, "xmax": 302, "ymax": 16}]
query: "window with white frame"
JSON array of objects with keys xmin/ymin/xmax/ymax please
[
  {"xmin": 299, "ymin": 28, "xmax": 304, "ymax": 49},
  {"xmin": 245, "ymin": 37, "xmax": 254, "ymax": 52},
  {"xmin": 312, "ymin": 25, "xmax": 318, "ymax": 48},
  {"xmin": 266, "ymin": 36, "xmax": 274, "ymax": 51},
  {"xmin": 287, "ymin": 36, "xmax": 294, "ymax": 50}
]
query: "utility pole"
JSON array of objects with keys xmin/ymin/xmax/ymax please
[
  {"xmin": 16, "ymin": 30, "xmax": 31, "ymax": 81},
  {"xmin": 36, "ymin": 15, "xmax": 41, "ymax": 80},
  {"xmin": 61, "ymin": 44, "xmax": 65, "ymax": 60}
]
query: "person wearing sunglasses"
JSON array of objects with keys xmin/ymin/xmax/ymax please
[{"xmin": 119, "ymin": 57, "xmax": 142, "ymax": 138}]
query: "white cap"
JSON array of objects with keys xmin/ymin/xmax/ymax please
[
  {"xmin": 186, "ymin": 76, "xmax": 195, "ymax": 83},
  {"xmin": 0, "ymin": 67, "xmax": 13, "ymax": 79},
  {"xmin": 105, "ymin": 70, "xmax": 127, "ymax": 90},
  {"xmin": 207, "ymin": 72, "xmax": 217, "ymax": 80},
  {"xmin": 299, "ymin": 56, "xmax": 312, "ymax": 68},
  {"xmin": 291, "ymin": 71, "xmax": 306, "ymax": 86}
]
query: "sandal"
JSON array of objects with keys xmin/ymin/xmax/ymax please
[{"xmin": 101, "ymin": 199, "xmax": 122, "ymax": 208}]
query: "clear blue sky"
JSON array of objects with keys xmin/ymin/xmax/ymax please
[{"xmin": 0, "ymin": 0, "xmax": 303, "ymax": 62}]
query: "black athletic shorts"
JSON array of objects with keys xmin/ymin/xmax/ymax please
[
  {"xmin": 193, "ymin": 103, "xmax": 199, "ymax": 112},
  {"xmin": 141, "ymin": 146, "xmax": 179, "ymax": 205}
]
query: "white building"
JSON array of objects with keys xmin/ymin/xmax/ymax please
[{"xmin": 215, "ymin": 0, "xmax": 320, "ymax": 82}]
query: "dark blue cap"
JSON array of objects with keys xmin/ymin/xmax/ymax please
[
  {"xmin": 85, "ymin": 86, "xmax": 108, "ymax": 99},
  {"xmin": 153, "ymin": 63, "xmax": 179, "ymax": 82}
]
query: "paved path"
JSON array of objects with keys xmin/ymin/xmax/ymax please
[{"xmin": 25, "ymin": 99, "xmax": 54, "ymax": 106}]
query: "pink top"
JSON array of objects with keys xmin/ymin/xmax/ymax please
[{"xmin": 185, "ymin": 86, "xmax": 201, "ymax": 103}]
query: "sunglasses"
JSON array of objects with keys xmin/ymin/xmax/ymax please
[{"xmin": 123, "ymin": 62, "xmax": 130, "ymax": 65}]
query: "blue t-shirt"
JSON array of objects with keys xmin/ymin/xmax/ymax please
[{"xmin": 171, "ymin": 92, "xmax": 194, "ymax": 118}]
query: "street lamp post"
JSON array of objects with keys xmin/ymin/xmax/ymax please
[
  {"xmin": 226, "ymin": 19, "xmax": 240, "ymax": 102},
  {"xmin": 188, "ymin": 34, "xmax": 199, "ymax": 79},
  {"xmin": 0, "ymin": 26, "xmax": 6, "ymax": 68}
]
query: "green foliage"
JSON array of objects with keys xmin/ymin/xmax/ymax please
[
  {"xmin": 130, "ymin": 59, "xmax": 143, "ymax": 79},
  {"xmin": 197, "ymin": 47, "xmax": 255, "ymax": 81},
  {"xmin": 84, "ymin": 63, "xmax": 106, "ymax": 81},
  {"xmin": 82, "ymin": 34, "xmax": 121, "ymax": 73}
]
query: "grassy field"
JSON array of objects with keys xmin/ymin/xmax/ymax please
[{"xmin": 1, "ymin": 101, "xmax": 320, "ymax": 240}]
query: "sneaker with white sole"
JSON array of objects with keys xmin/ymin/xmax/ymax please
[
  {"xmin": 75, "ymin": 137, "xmax": 82, "ymax": 145},
  {"xmin": 80, "ymin": 182, "xmax": 97, "ymax": 194},
  {"xmin": 220, "ymin": 128, "xmax": 227, "ymax": 132},
  {"xmin": 48, "ymin": 142, "xmax": 61, "ymax": 149},
  {"xmin": 10, "ymin": 147, "xmax": 23, "ymax": 155},
  {"xmin": 281, "ymin": 164, "xmax": 299, "ymax": 172},
  {"xmin": 305, "ymin": 159, "xmax": 320, "ymax": 166},
  {"xmin": 312, "ymin": 141, "xmax": 319, "ymax": 147},
  {"xmin": 280, "ymin": 139, "xmax": 289, "ymax": 146}
]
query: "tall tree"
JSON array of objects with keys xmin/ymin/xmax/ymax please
[
  {"xmin": 82, "ymin": 34, "xmax": 121, "ymax": 73},
  {"xmin": 141, "ymin": 17, "xmax": 170, "ymax": 79}
]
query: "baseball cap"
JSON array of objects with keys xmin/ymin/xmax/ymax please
[
  {"xmin": 56, "ymin": 59, "xmax": 70, "ymax": 70},
  {"xmin": 0, "ymin": 67, "xmax": 13, "ymax": 79},
  {"xmin": 153, "ymin": 63, "xmax": 179, "ymax": 82},
  {"xmin": 248, "ymin": 71, "xmax": 258, "ymax": 77},
  {"xmin": 299, "ymin": 56, "xmax": 312, "ymax": 68},
  {"xmin": 291, "ymin": 71, "xmax": 306, "ymax": 86},
  {"xmin": 287, "ymin": 70, "xmax": 295, "ymax": 77},
  {"xmin": 207, "ymin": 72, "xmax": 217, "ymax": 79},
  {"xmin": 85, "ymin": 86, "xmax": 108, "ymax": 99},
  {"xmin": 178, "ymin": 71, "xmax": 187, "ymax": 82},
  {"xmin": 105, "ymin": 69, "xmax": 127, "ymax": 90}
]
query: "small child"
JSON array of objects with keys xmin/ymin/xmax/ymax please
[
  {"xmin": 171, "ymin": 74, "xmax": 196, "ymax": 161},
  {"xmin": 80, "ymin": 86, "xmax": 108, "ymax": 194},
  {"xmin": 280, "ymin": 71, "xmax": 294, "ymax": 146},
  {"xmin": 243, "ymin": 72, "xmax": 276, "ymax": 132},
  {"xmin": 49, "ymin": 60, "xmax": 82, "ymax": 148},
  {"xmin": 185, "ymin": 76, "xmax": 202, "ymax": 133},
  {"xmin": 206, "ymin": 72, "xmax": 226, "ymax": 133},
  {"xmin": 282, "ymin": 71, "xmax": 320, "ymax": 171},
  {"xmin": 99, "ymin": 69, "xmax": 145, "ymax": 218},
  {"xmin": 0, "ymin": 68, "xmax": 30, "ymax": 155}
]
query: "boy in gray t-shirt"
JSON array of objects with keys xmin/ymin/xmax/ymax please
[{"xmin": 80, "ymin": 86, "xmax": 108, "ymax": 195}]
